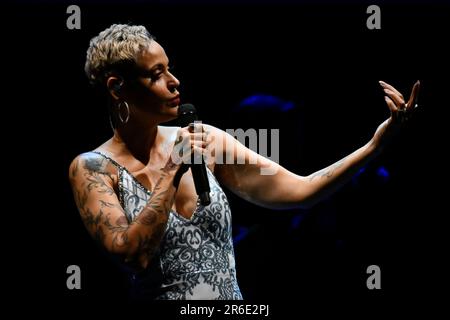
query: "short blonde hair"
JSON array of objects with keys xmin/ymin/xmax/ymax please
[{"xmin": 85, "ymin": 24, "xmax": 154, "ymax": 87}]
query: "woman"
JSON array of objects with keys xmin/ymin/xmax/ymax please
[{"xmin": 69, "ymin": 24, "xmax": 419, "ymax": 300}]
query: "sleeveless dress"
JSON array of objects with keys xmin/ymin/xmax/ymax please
[{"xmin": 92, "ymin": 151, "xmax": 243, "ymax": 300}]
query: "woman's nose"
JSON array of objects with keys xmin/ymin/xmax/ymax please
[{"xmin": 168, "ymin": 72, "xmax": 180, "ymax": 92}]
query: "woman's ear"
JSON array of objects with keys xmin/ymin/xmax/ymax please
[{"xmin": 106, "ymin": 76, "xmax": 124, "ymax": 100}]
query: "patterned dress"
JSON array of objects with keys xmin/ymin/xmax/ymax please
[{"xmin": 92, "ymin": 151, "xmax": 243, "ymax": 300}]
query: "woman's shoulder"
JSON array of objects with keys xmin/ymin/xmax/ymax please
[{"xmin": 68, "ymin": 150, "xmax": 118, "ymax": 181}]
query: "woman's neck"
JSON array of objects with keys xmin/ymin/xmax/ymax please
[{"xmin": 114, "ymin": 118, "xmax": 160, "ymax": 164}]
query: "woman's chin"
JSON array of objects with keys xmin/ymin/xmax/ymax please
[
  {"xmin": 160, "ymin": 108, "xmax": 179, "ymax": 122},
  {"xmin": 166, "ymin": 105, "xmax": 179, "ymax": 116}
]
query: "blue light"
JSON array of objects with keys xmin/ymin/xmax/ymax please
[
  {"xmin": 233, "ymin": 226, "xmax": 249, "ymax": 245},
  {"xmin": 281, "ymin": 101, "xmax": 295, "ymax": 112},
  {"xmin": 290, "ymin": 214, "xmax": 305, "ymax": 230},
  {"xmin": 352, "ymin": 166, "xmax": 366, "ymax": 185},
  {"xmin": 238, "ymin": 94, "xmax": 296, "ymax": 112},
  {"xmin": 376, "ymin": 166, "xmax": 390, "ymax": 181},
  {"xmin": 357, "ymin": 166, "xmax": 366, "ymax": 176}
]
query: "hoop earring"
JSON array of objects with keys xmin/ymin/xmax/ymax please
[
  {"xmin": 108, "ymin": 113, "xmax": 116, "ymax": 133},
  {"xmin": 118, "ymin": 101, "xmax": 130, "ymax": 124}
]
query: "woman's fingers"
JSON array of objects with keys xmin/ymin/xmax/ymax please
[
  {"xmin": 383, "ymin": 88, "xmax": 405, "ymax": 109},
  {"xmin": 380, "ymin": 81, "xmax": 404, "ymax": 109},
  {"xmin": 188, "ymin": 122, "xmax": 204, "ymax": 133},
  {"xmin": 180, "ymin": 145, "xmax": 211, "ymax": 164},
  {"xmin": 406, "ymin": 80, "xmax": 420, "ymax": 110},
  {"xmin": 379, "ymin": 81, "xmax": 404, "ymax": 99},
  {"xmin": 384, "ymin": 96, "xmax": 399, "ymax": 120},
  {"xmin": 174, "ymin": 125, "xmax": 214, "ymax": 165},
  {"xmin": 380, "ymin": 80, "xmax": 421, "ymax": 125},
  {"xmin": 380, "ymin": 80, "xmax": 421, "ymax": 112},
  {"xmin": 185, "ymin": 123, "xmax": 213, "ymax": 147},
  {"xmin": 190, "ymin": 131, "xmax": 209, "ymax": 141}
]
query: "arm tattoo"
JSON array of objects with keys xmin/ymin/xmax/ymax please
[
  {"xmin": 73, "ymin": 157, "xmax": 128, "ymax": 249},
  {"xmin": 309, "ymin": 156, "xmax": 347, "ymax": 182},
  {"xmin": 74, "ymin": 156, "xmax": 175, "ymax": 267},
  {"xmin": 134, "ymin": 173, "xmax": 172, "ymax": 226},
  {"xmin": 99, "ymin": 200, "xmax": 125, "ymax": 214},
  {"xmin": 79, "ymin": 206, "xmax": 130, "ymax": 249},
  {"xmin": 84, "ymin": 157, "xmax": 106, "ymax": 173},
  {"xmin": 174, "ymin": 135, "xmax": 183, "ymax": 146},
  {"xmin": 85, "ymin": 174, "xmax": 115, "ymax": 195},
  {"xmin": 127, "ymin": 172, "xmax": 174, "ymax": 266},
  {"xmin": 80, "ymin": 208, "xmax": 106, "ymax": 244},
  {"xmin": 83, "ymin": 158, "xmax": 114, "ymax": 195}
]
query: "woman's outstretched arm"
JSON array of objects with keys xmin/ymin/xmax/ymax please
[{"xmin": 213, "ymin": 80, "xmax": 420, "ymax": 209}]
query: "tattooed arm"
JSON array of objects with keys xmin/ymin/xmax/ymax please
[{"xmin": 69, "ymin": 152, "xmax": 182, "ymax": 270}]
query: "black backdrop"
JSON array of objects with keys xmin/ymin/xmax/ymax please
[{"xmin": 7, "ymin": 0, "xmax": 449, "ymax": 315}]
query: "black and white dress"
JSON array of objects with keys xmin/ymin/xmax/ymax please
[{"xmin": 92, "ymin": 151, "xmax": 243, "ymax": 300}]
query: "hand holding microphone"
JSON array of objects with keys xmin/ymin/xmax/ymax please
[{"xmin": 174, "ymin": 104, "xmax": 211, "ymax": 206}]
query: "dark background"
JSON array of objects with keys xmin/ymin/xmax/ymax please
[{"xmin": 7, "ymin": 0, "xmax": 449, "ymax": 315}]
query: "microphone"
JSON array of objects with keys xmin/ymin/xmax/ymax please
[{"xmin": 177, "ymin": 104, "xmax": 211, "ymax": 206}]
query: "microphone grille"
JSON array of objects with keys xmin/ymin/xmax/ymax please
[
  {"xmin": 178, "ymin": 103, "xmax": 196, "ymax": 115},
  {"xmin": 178, "ymin": 103, "xmax": 198, "ymax": 126}
]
